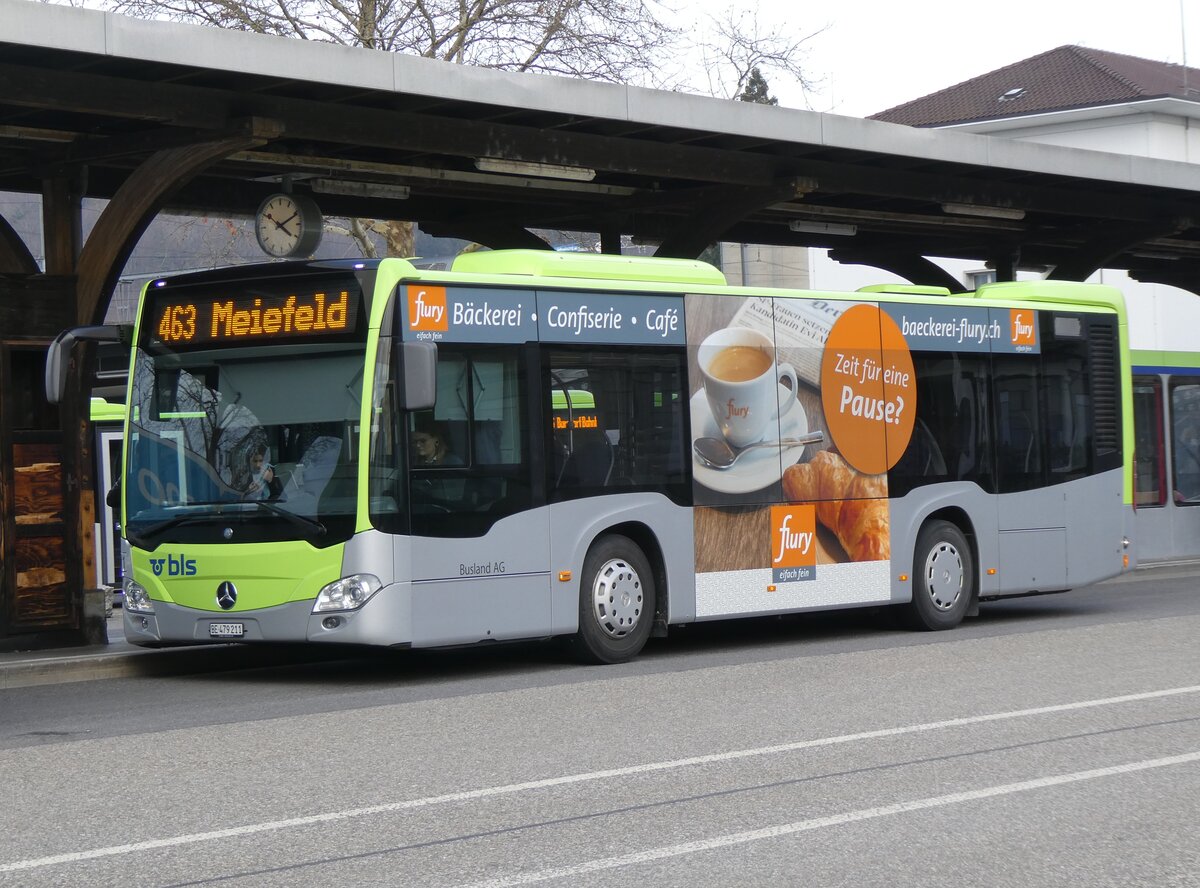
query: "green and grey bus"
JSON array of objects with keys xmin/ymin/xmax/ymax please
[{"xmin": 48, "ymin": 250, "xmax": 1134, "ymax": 662}]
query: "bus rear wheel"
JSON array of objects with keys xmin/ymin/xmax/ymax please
[
  {"xmin": 907, "ymin": 519, "xmax": 973, "ymax": 631},
  {"xmin": 571, "ymin": 534, "xmax": 655, "ymax": 664}
]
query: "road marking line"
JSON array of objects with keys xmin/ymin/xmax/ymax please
[
  {"xmin": 3, "ymin": 683, "xmax": 1199, "ymax": 874},
  {"xmin": 455, "ymin": 750, "xmax": 1200, "ymax": 888}
]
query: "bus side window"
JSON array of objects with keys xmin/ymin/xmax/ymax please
[
  {"xmin": 547, "ymin": 349, "xmax": 687, "ymax": 502},
  {"xmin": 407, "ymin": 346, "xmax": 535, "ymax": 537}
]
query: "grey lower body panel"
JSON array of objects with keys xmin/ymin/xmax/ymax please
[{"xmin": 124, "ymin": 582, "xmax": 413, "ymax": 647}]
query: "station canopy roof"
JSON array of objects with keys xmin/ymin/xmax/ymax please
[{"xmin": 4, "ymin": 0, "xmax": 1200, "ymax": 290}]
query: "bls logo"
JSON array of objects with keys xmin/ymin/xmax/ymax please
[
  {"xmin": 149, "ymin": 554, "xmax": 197, "ymax": 577},
  {"xmin": 407, "ymin": 285, "xmax": 448, "ymax": 332},
  {"xmin": 1009, "ymin": 309, "xmax": 1037, "ymax": 347}
]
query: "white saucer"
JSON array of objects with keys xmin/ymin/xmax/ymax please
[{"xmin": 691, "ymin": 385, "xmax": 809, "ymax": 493}]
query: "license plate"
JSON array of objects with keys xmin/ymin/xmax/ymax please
[{"xmin": 209, "ymin": 622, "xmax": 244, "ymax": 638}]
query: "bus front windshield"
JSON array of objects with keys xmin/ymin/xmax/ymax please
[{"xmin": 124, "ymin": 342, "xmax": 365, "ymax": 547}]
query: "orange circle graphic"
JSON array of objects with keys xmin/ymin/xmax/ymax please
[{"xmin": 819, "ymin": 304, "xmax": 916, "ymax": 475}]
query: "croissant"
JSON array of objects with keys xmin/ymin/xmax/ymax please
[{"xmin": 781, "ymin": 450, "xmax": 890, "ymax": 562}]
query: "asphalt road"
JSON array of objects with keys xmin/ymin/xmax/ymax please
[{"xmin": 2, "ymin": 566, "xmax": 1199, "ymax": 886}]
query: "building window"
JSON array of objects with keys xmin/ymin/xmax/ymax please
[{"xmin": 967, "ymin": 270, "xmax": 997, "ymax": 290}]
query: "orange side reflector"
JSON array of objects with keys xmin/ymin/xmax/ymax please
[
  {"xmin": 1123, "ymin": 555, "xmax": 1130, "ymax": 568},
  {"xmin": 898, "ymin": 574, "xmax": 908, "ymax": 582},
  {"xmin": 767, "ymin": 585, "xmax": 777, "ymax": 592},
  {"xmin": 987, "ymin": 568, "xmax": 997, "ymax": 575},
  {"xmin": 558, "ymin": 571, "xmax": 572, "ymax": 582}
]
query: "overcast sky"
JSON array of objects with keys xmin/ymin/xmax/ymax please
[{"xmin": 731, "ymin": 0, "xmax": 1200, "ymax": 117}]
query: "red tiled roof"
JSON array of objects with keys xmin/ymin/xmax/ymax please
[{"xmin": 871, "ymin": 45, "xmax": 1200, "ymax": 126}]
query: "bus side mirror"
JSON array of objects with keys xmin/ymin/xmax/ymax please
[
  {"xmin": 399, "ymin": 340, "xmax": 437, "ymax": 410},
  {"xmin": 45, "ymin": 324, "xmax": 130, "ymax": 405}
]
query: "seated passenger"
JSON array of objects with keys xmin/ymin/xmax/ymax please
[
  {"xmin": 241, "ymin": 445, "xmax": 283, "ymax": 500},
  {"xmin": 411, "ymin": 422, "xmax": 462, "ymax": 467}
]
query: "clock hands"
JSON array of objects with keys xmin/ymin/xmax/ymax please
[{"xmin": 265, "ymin": 211, "xmax": 299, "ymax": 234}]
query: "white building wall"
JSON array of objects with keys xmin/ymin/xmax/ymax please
[{"xmin": 961, "ymin": 115, "xmax": 1168, "ymax": 158}]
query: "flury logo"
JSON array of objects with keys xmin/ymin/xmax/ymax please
[
  {"xmin": 770, "ymin": 505, "xmax": 817, "ymax": 568},
  {"xmin": 408, "ymin": 285, "xmax": 448, "ymax": 332},
  {"xmin": 725, "ymin": 399, "xmax": 750, "ymax": 419},
  {"xmin": 1009, "ymin": 310, "xmax": 1036, "ymax": 347},
  {"xmin": 149, "ymin": 554, "xmax": 197, "ymax": 577}
]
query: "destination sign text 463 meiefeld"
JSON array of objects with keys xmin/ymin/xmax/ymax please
[{"xmin": 150, "ymin": 286, "xmax": 361, "ymax": 347}]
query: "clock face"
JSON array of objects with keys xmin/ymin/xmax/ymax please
[{"xmin": 255, "ymin": 193, "xmax": 323, "ymax": 258}]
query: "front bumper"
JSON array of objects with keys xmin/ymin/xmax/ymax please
[{"xmin": 123, "ymin": 582, "xmax": 411, "ymax": 647}]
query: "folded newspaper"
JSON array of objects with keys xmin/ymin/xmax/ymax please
[{"xmin": 729, "ymin": 296, "xmax": 847, "ymax": 388}]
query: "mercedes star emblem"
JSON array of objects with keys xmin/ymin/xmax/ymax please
[{"xmin": 216, "ymin": 581, "xmax": 238, "ymax": 610}]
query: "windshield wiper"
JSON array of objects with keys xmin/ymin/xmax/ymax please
[
  {"xmin": 127, "ymin": 499, "xmax": 325, "ymax": 546},
  {"xmin": 254, "ymin": 499, "xmax": 327, "ymax": 539},
  {"xmin": 126, "ymin": 513, "xmax": 212, "ymax": 548}
]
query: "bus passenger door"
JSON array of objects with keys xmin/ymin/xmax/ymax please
[{"xmin": 404, "ymin": 345, "xmax": 552, "ymax": 646}]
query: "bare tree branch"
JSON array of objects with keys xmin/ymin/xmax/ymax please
[{"xmin": 80, "ymin": 0, "xmax": 824, "ymax": 255}]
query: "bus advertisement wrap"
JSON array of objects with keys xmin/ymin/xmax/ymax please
[{"xmin": 688, "ymin": 293, "xmax": 1042, "ymax": 618}]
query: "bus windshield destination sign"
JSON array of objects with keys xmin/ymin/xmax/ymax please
[{"xmin": 149, "ymin": 284, "xmax": 362, "ymax": 347}]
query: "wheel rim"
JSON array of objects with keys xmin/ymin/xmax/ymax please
[
  {"xmin": 923, "ymin": 540, "xmax": 963, "ymax": 611},
  {"xmin": 590, "ymin": 557, "xmax": 643, "ymax": 639}
]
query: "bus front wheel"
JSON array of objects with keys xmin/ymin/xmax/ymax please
[
  {"xmin": 907, "ymin": 519, "xmax": 974, "ymax": 631},
  {"xmin": 571, "ymin": 534, "xmax": 655, "ymax": 664}
]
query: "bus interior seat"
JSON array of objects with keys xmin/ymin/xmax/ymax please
[
  {"xmin": 318, "ymin": 461, "xmax": 358, "ymax": 512},
  {"xmin": 558, "ymin": 437, "xmax": 614, "ymax": 488},
  {"xmin": 915, "ymin": 419, "xmax": 946, "ymax": 476},
  {"xmin": 893, "ymin": 418, "xmax": 946, "ymax": 479},
  {"xmin": 293, "ymin": 435, "xmax": 342, "ymax": 497},
  {"xmin": 1007, "ymin": 410, "xmax": 1042, "ymax": 474},
  {"xmin": 1000, "ymin": 410, "xmax": 1031, "ymax": 476}
]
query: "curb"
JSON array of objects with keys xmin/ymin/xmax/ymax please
[{"xmin": 0, "ymin": 642, "xmax": 356, "ymax": 690}]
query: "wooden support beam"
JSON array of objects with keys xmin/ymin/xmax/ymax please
[
  {"xmin": 75, "ymin": 125, "xmax": 274, "ymax": 325},
  {"xmin": 41, "ymin": 173, "xmax": 83, "ymax": 276}
]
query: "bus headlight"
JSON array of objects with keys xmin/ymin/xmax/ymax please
[
  {"xmin": 313, "ymin": 574, "xmax": 382, "ymax": 613},
  {"xmin": 124, "ymin": 579, "xmax": 155, "ymax": 614}
]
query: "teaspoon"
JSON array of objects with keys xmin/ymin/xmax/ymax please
[{"xmin": 693, "ymin": 431, "xmax": 824, "ymax": 469}]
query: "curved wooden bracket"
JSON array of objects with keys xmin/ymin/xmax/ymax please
[
  {"xmin": 0, "ymin": 212, "xmax": 38, "ymax": 274},
  {"xmin": 1047, "ymin": 222, "xmax": 1185, "ymax": 282},
  {"xmin": 75, "ymin": 131, "xmax": 269, "ymax": 325},
  {"xmin": 828, "ymin": 249, "xmax": 968, "ymax": 293},
  {"xmin": 654, "ymin": 183, "xmax": 798, "ymax": 259}
]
